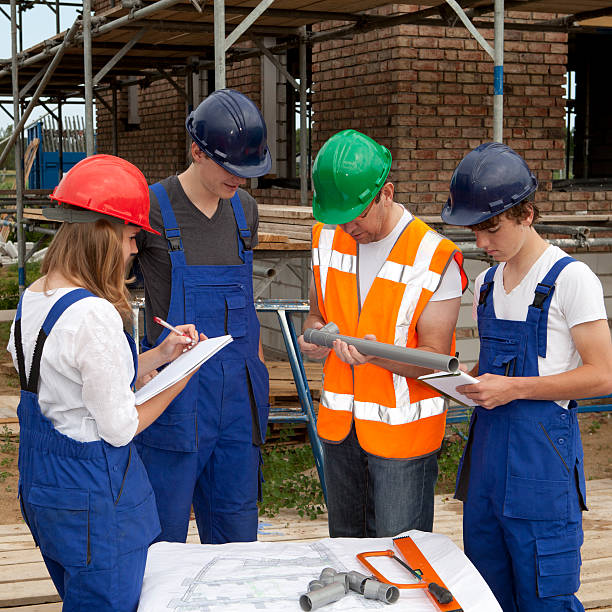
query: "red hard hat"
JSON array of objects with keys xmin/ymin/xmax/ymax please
[{"xmin": 48, "ymin": 154, "xmax": 159, "ymax": 234}]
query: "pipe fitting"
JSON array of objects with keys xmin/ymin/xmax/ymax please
[
  {"xmin": 307, "ymin": 579, "xmax": 326, "ymax": 592},
  {"xmin": 362, "ymin": 578, "xmax": 400, "ymax": 604},
  {"xmin": 347, "ymin": 570, "xmax": 370, "ymax": 594},
  {"xmin": 318, "ymin": 567, "xmax": 349, "ymax": 591},
  {"xmin": 299, "ymin": 581, "xmax": 346, "ymax": 611}
]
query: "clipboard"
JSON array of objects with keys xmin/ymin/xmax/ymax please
[
  {"xmin": 134, "ymin": 335, "xmax": 232, "ymax": 405},
  {"xmin": 417, "ymin": 370, "xmax": 480, "ymax": 407}
]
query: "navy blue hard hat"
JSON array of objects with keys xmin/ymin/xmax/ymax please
[
  {"xmin": 186, "ymin": 88, "xmax": 272, "ymax": 179},
  {"xmin": 441, "ymin": 142, "xmax": 538, "ymax": 226}
]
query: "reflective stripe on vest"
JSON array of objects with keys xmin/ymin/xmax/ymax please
[{"xmin": 312, "ymin": 216, "xmax": 465, "ymax": 459}]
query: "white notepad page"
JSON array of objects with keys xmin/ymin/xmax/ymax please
[
  {"xmin": 134, "ymin": 335, "xmax": 233, "ymax": 405},
  {"xmin": 417, "ymin": 370, "xmax": 480, "ymax": 407}
]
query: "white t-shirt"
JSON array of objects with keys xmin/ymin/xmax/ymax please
[
  {"xmin": 7, "ymin": 287, "xmax": 138, "ymax": 447},
  {"xmin": 358, "ymin": 208, "xmax": 463, "ymax": 304},
  {"xmin": 472, "ymin": 245, "xmax": 607, "ymax": 406}
]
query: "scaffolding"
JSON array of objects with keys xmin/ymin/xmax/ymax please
[{"xmin": 1, "ymin": 0, "xmax": 612, "ymax": 293}]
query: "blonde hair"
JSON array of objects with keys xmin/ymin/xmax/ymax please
[{"xmin": 41, "ymin": 220, "xmax": 132, "ymax": 323}]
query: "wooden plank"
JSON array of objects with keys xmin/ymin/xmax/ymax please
[
  {"xmin": 1, "ymin": 604, "xmax": 62, "ymax": 612},
  {"xmin": 0, "ymin": 562, "xmax": 49, "ymax": 584},
  {"xmin": 260, "ymin": 216, "xmax": 315, "ymax": 227},
  {"xmin": 258, "ymin": 205, "xmax": 314, "ymax": 220},
  {"xmin": 0, "ymin": 549, "xmax": 43, "ymax": 566},
  {"xmin": 0, "ymin": 578, "xmax": 60, "ymax": 607},
  {"xmin": 258, "ymin": 232, "xmax": 289, "ymax": 243},
  {"xmin": 255, "ymin": 241, "xmax": 310, "ymax": 251},
  {"xmin": 579, "ymin": 578, "xmax": 612, "ymax": 610},
  {"xmin": 259, "ymin": 222, "xmax": 311, "ymax": 241}
]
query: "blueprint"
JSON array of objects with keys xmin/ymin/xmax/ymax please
[{"xmin": 138, "ymin": 531, "xmax": 502, "ymax": 612}]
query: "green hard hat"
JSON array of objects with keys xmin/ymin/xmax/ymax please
[{"xmin": 312, "ymin": 129, "xmax": 392, "ymax": 224}]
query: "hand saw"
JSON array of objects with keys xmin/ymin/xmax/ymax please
[{"xmin": 355, "ymin": 536, "xmax": 463, "ymax": 612}]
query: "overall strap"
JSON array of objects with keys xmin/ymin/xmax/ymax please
[
  {"xmin": 16, "ymin": 288, "xmax": 95, "ymax": 394},
  {"xmin": 527, "ymin": 256, "xmax": 576, "ymax": 358},
  {"xmin": 150, "ymin": 182, "xmax": 187, "ymax": 267},
  {"xmin": 229, "ymin": 192, "xmax": 251, "ymax": 262},
  {"xmin": 477, "ymin": 264, "xmax": 498, "ymax": 310}
]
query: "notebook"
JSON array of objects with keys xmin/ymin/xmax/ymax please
[{"xmin": 135, "ymin": 335, "xmax": 232, "ymax": 405}]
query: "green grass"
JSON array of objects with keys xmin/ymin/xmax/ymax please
[
  {"xmin": 0, "ymin": 261, "xmax": 43, "ymax": 309},
  {"xmin": 258, "ymin": 425, "xmax": 468, "ymax": 519},
  {"xmin": 259, "ymin": 428, "xmax": 326, "ymax": 520},
  {"xmin": 436, "ymin": 428, "xmax": 468, "ymax": 494}
]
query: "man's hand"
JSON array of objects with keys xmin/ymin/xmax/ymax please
[
  {"xmin": 332, "ymin": 334, "xmax": 377, "ymax": 366},
  {"xmin": 457, "ymin": 373, "xmax": 519, "ymax": 410},
  {"xmin": 297, "ymin": 321, "xmax": 331, "ymax": 361}
]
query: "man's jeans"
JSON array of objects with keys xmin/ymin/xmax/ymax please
[{"xmin": 322, "ymin": 424, "xmax": 438, "ymax": 538}]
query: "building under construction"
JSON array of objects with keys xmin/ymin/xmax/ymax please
[{"xmin": 0, "ymin": 0, "xmax": 611, "ymax": 607}]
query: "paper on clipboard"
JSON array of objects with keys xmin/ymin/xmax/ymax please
[
  {"xmin": 135, "ymin": 335, "xmax": 232, "ymax": 405},
  {"xmin": 417, "ymin": 370, "xmax": 480, "ymax": 407}
]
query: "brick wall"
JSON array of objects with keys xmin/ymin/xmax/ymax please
[
  {"xmin": 96, "ymin": 80, "xmax": 187, "ymax": 182},
  {"xmin": 311, "ymin": 5, "xmax": 612, "ymax": 216}
]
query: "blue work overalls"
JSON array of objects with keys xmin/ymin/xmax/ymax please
[
  {"xmin": 455, "ymin": 257, "xmax": 587, "ymax": 612},
  {"xmin": 16, "ymin": 289, "xmax": 160, "ymax": 612},
  {"xmin": 135, "ymin": 183, "xmax": 269, "ymax": 544}
]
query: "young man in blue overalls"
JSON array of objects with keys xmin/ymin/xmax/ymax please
[
  {"xmin": 442, "ymin": 143, "xmax": 612, "ymax": 611},
  {"xmin": 135, "ymin": 89, "xmax": 271, "ymax": 544}
]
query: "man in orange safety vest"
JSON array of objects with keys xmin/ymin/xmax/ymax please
[{"xmin": 298, "ymin": 129, "xmax": 467, "ymax": 538}]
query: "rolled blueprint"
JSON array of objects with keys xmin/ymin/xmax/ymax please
[{"xmin": 303, "ymin": 322, "xmax": 459, "ymax": 373}]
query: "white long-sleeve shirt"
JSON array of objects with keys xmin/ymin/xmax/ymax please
[{"xmin": 7, "ymin": 287, "xmax": 139, "ymax": 447}]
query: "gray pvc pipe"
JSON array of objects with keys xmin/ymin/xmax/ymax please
[
  {"xmin": 299, "ymin": 582, "xmax": 347, "ymax": 611},
  {"xmin": 362, "ymin": 578, "xmax": 400, "ymax": 604},
  {"xmin": 318, "ymin": 567, "xmax": 349, "ymax": 591},
  {"xmin": 347, "ymin": 570, "xmax": 370, "ymax": 593},
  {"xmin": 304, "ymin": 322, "xmax": 459, "ymax": 373}
]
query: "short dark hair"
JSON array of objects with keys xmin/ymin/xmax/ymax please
[{"xmin": 470, "ymin": 199, "xmax": 540, "ymax": 231}]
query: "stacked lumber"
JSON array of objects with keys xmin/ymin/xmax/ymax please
[
  {"xmin": 266, "ymin": 360, "xmax": 323, "ymax": 443},
  {"xmin": 257, "ymin": 204, "xmax": 315, "ymax": 250},
  {"xmin": 267, "ymin": 360, "xmax": 322, "ymax": 408}
]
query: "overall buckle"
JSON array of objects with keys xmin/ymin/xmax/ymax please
[
  {"xmin": 532, "ymin": 283, "xmax": 554, "ymax": 309},
  {"xmin": 164, "ymin": 227, "xmax": 183, "ymax": 251}
]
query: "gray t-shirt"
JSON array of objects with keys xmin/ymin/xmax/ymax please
[{"xmin": 135, "ymin": 175, "xmax": 259, "ymax": 344}]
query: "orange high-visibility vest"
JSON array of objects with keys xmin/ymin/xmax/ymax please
[{"xmin": 312, "ymin": 215, "xmax": 467, "ymax": 459}]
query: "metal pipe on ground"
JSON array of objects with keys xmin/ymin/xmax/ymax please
[{"xmin": 253, "ymin": 262, "xmax": 277, "ymax": 279}]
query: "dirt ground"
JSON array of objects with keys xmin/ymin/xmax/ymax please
[{"xmin": 0, "ymin": 409, "xmax": 610, "ymax": 525}]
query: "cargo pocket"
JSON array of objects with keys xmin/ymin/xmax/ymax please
[
  {"xmin": 536, "ymin": 532, "xmax": 581, "ymax": 597},
  {"xmin": 116, "ymin": 491, "xmax": 160, "ymax": 553},
  {"xmin": 504, "ymin": 419, "xmax": 570, "ymax": 521},
  {"xmin": 225, "ymin": 293, "xmax": 247, "ymax": 338},
  {"xmin": 246, "ymin": 358, "xmax": 270, "ymax": 446},
  {"xmin": 137, "ymin": 380, "xmax": 198, "ymax": 452},
  {"xmin": 575, "ymin": 455, "xmax": 588, "ymax": 512},
  {"xmin": 27, "ymin": 484, "xmax": 90, "ymax": 567},
  {"xmin": 479, "ymin": 335, "xmax": 523, "ymax": 377}
]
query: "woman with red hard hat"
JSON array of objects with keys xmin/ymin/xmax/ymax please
[{"xmin": 8, "ymin": 154, "xmax": 204, "ymax": 611}]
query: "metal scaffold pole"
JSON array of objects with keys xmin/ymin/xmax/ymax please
[
  {"xmin": 10, "ymin": 0, "xmax": 25, "ymax": 294},
  {"xmin": 493, "ymin": 0, "xmax": 504, "ymax": 142},
  {"xmin": 83, "ymin": 0, "xmax": 95, "ymax": 155},
  {"xmin": 299, "ymin": 27, "xmax": 308, "ymax": 206},
  {"xmin": 214, "ymin": 0, "xmax": 226, "ymax": 89}
]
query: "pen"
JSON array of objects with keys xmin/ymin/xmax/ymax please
[{"xmin": 153, "ymin": 316, "xmax": 197, "ymax": 345}]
